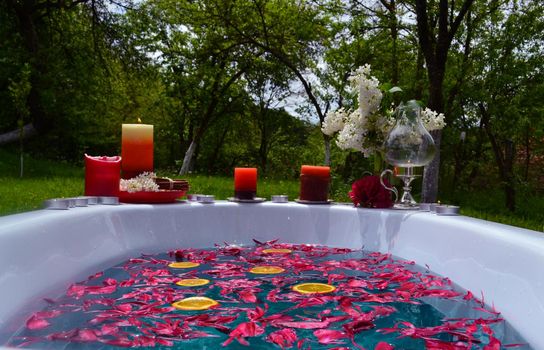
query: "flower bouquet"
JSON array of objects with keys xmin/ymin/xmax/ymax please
[{"xmin": 321, "ymin": 65, "xmax": 446, "ymax": 207}]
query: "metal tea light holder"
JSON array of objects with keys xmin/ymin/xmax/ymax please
[{"xmin": 381, "ymin": 101, "xmax": 437, "ymax": 209}]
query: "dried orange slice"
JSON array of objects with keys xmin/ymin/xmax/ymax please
[
  {"xmin": 249, "ymin": 266, "xmax": 285, "ymax": 274},
  {"xmin": 172, "ymin": 296, "xmax": 219, "ymax": 311},
  {"xmin": 262, "ymin": 248, "xmax": 292, "ymax": 254},
  {"xmin": 175, "ymin": 278, "xmax": 210, "ymax": 287},
  {"xmin": 292, "ymin": 283, "xmax": 336, "ymax": 294},
  {"xmin": 168, "ymin": 261, "xmax": 200, "ymax": 269}
]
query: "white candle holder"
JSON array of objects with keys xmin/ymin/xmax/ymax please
[
  {"xmin": 197, "ymin": 195, "xmax": 215, "ymax": 203},
  {"xmin": 271, "ymin": 195, "xmax": 288, "ymax": 203},
  {"xmin": 435, "ymin": 205, "xmax": 460, "ymax": 216},
  {"xmin": 43, "ymin": 199, "xmax": 70, "ymax": 210},
  {"xmin": 99, "ymin": 196, "xmax": 120, "ymax": 205}
]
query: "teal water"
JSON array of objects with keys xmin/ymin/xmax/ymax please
[{"xmin": 7, "ymin": 243, "xmax": 530, "ymax": 349}]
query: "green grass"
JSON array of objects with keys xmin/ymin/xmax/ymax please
[
  {"xmin": 0, "ymin": 148, "xmax": 85, "ymax": 214},
  {"xmin": 0, "ymin": 148, "xmax": 542, "ymax": 232}
]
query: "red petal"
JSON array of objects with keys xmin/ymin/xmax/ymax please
[
  {"xmin": 375, "ymin": 341, "xmax": 394, "ymax": 350},
  {"xmin": 26, "ymin": 316, "xmax": 50, "ymax": 330},
  {"xmin": 74, "ymin": 329, "xmax": 99, "ymax": 342},
  {"xmin": 238, "ymin": 290, "xmax": 257, "ymax": 303},
  {"xmin": 313, "ymin": 329, "xmax": 348, "ymax": 344},
  {"xmin": 276, "ymin": 320, "xmax": 330, "ymax": 329},
  {"xmin": 267, "ymin": 328, "xmax": 298, "ymax": 348}
]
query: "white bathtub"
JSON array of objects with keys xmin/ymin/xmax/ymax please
[{"xmin": 0, "ymin": 201, "xmax": 542, "ymax": 348}]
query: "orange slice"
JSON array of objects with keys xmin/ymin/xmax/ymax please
[
  {"xmin": 249, "ymin": 266, "xmax": 285, "ymax": 274},
  {"xmin": 292, "ymin": 283, "xmax": 336, "ymax": 294},
  {"xmin": 168, "ymin": 261, "xmax": 200, "ymax": 269},
  {"xmin": 172, "ymin": 296, "xmax": 219, "ymax": 310},
  {"xmin": 175, "ymin": 278, "xmax": 210, "ymax": 287},
  {"xmin": 262, "ymin": 248, "xmax": 292, "ymax": 254}
]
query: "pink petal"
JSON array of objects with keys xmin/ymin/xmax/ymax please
[
  {"xmin": 375, "ymin": 341, "xmax": 394, "ymax": 350},
  {"xmin": 74, "ymin": 329, "xmax": 99, "ymax": 342},
  {"xmin": 34, "ymin": 310, "xmax": 62, "ymax": 319},
  {"xmin": 276, "ymin": 320, "xmax": 331, "ymax": 329},
  {"xmin": 267, "ymin": 328, "xmax": 298, "ymax": 348},
  {"xmin": 223, "ymin": 321, "xmax": 265, "ymax": 346},
  {"xmin": 26, "ymin": 316, "xmax": 50, "ymax": 330},
  {"xmin": 484, "ymin": 337, "xmax": 502, "ymax": 350},
  {"xmin": 238, "ymin": 290, "xmax": 257, "ymax": 303},
  {"xmin": 313, "ymin": 329, "xmax": 348, "ymax": 344}
]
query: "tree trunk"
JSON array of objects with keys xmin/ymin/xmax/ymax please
[
  {"xmin": 422, "ymin": 69, "xmax": 445, "ymax": 202},
  {"xmin": 324, "ymin": 136, "xmax": 331, "ymax": 166},
  {"xmin": 422, "ymin": 130, "xmax": 442, "ymax": 202},
  {"xmin": 451, "ymin": 134, "xmax": 465, "ymax": 191},
  {"xmin": 524, "ymin": 124, "xmax": 530, "ymax": 181},
  {"xmin": 179, "ymin": 140, "xmax": 197, "ymax": 175},
  {"xmin": 413, "ymin": 49, "xmax": 424, "ymax": 100},
  {"xmin": 0, "ymin": 123, "xmax": 37, "ymax": 145},
  {"xmin": 387, "ymin": 0, "xmax": 399, "ymax": 85},
  {"xmin": 480, "ymin": 103, "xmax": 516, "ymax": 212},
  {"xmin": 208, "ymin": 127, "xmax": 229, "ymax": 174},
  {"xmin": 415, "ymin": 0, "xmax": 475, "ymax": 202},
  {"xmin": 503, "ymin": 139, "xmax": 516, "ymax": 211}
]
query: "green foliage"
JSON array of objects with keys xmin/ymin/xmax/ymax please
[{"xmin": 0, "ymin": 0, "xmax": 543, "ymax": 221}]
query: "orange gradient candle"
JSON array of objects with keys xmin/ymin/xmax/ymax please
[
  {"xmin": 234, "ymin": 167, "xmax": 257, "ymax": 199},
  {"xmin": 121, "ymin": 123, "xmax": 153, "ymax": 178},
  {"xmin": 299, "ymin": 165, "xmax": 330, "ymax": 202}
]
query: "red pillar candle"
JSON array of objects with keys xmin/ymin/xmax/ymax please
[
  {"xmin": 234, "ymin": 167, "xmax": 257, "ymax": 200},
  {"xmin": 299, "ymin": 165, "xmax": 331, "ymax": 202},
  {"xmin": 121, "ymin": 123, "xmax": 153, "ymax": 179},
  {"xmin": 84, "ymin": 154, "xmax": 121, "ymax": 196}
]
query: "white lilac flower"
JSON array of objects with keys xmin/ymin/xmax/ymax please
[
  {"xmin": 375, "ymin": 114, "xmax": 396, "ymax": 136},
  {"xmin": 120, "ymin": 172, "xmax": 160, "ymax": 193},
  {"xmin": 336, "ymin": 119, "xmax": 365, "ymax": 152},
  {"xmin": 421, "ymin": 107, "xmax": 446, "ymax": 131},
  {"xmin": 322, "ymin": 108, "xmax": 348, "ymax": 136},
  {"xmin": 358, "ymin": 76, "xmax": 382, "ymax": 119}
]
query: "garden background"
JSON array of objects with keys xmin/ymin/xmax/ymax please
[{"xmin": 0, "ymin": 0, "xmax": 543, "ymax": 231}]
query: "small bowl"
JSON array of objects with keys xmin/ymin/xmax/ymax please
[
  {"xmin": 43, "ymin": 199, "xmax": 70, "ymax": 210},
  {"xmin": 98, "ymin": 196, "xmax": 120, "ymax": 205},
  {"xmin": 79, "ymin": 196, "xmax": 99, "ymax": 205},
  {"xmin": 435, "ymin": 205, "xmax": 460, "ymax": 216},
  {"xmin": 418, "ymin": 203, "xmax": 432, "ymax": 211},
  {"xmin": 71, "ymin": 197, "xmax": 88, "ymax": 207},
  {"xmin": 271, "ymin": 195, "xmax": 288, "ymax": 203},
  {"xmin": 197, "ymin": 195, "xmax": 215, "ymax": 204},
  {"xmin": 187, "ymin": 194, "xmax": 202, "ymax": 202}
]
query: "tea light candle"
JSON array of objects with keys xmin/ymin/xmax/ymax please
[
  {"xmin": 43, "ymin": 198, "xmax": 70, "ymax": 210},
  {"xmin": 234, "ymin": 168, "xmax": 257, "ymax": 200},
  {"xmin": 299, "ymin": 165, "xmax": 331, "ymax": 202},
  {"xmin": 84, "ymin": 154, "xmax": 121, "ymax": 197},
  {"xmin": 419, "ymin": 203, "xmax": 432, "ymax": 211},
  {"xmin": 271, "ymin": 195, "xmax": 288, "ymax": 203},
  {"xmin": 435, "ymin": 205, "xmax": 460, "ymax": 216},
  {"xmin": 121, "ymin": 123, "xmax": 153, "ymax": 178},
  {"xmin": 98, "ymin": 196, "xmax": 120, "ymax": 205}
]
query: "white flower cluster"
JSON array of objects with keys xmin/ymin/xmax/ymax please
[
  {"xmin": 120, "ymin": 172, "xmax": 160, "ymax": 193},
  {"xmin": 322, "ymin": 64, "xmax": 446, "ymax": 157},
  {"xmin": 421, "ymin": 107, "xmax": 446, "ymax": 131},
  {"xmin": 322, "ymin": 64, "xmax": 387, "ymax": 156},
  {"xmin": 321, "ymin": 107, "xmax": 347, "ymax": 136},
  {"xmin": 349, "ymin": 65, "xmax": 383, "ymax": 119}
]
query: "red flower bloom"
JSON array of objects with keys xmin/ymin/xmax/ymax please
[{"xmin": 349, "ymin": 175, "xmax": 393, "ymax": 208}]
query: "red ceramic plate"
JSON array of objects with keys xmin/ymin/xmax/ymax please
[{"xmin": 118, "ymin": 190, "xmax": 187, "ymax": 204}]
